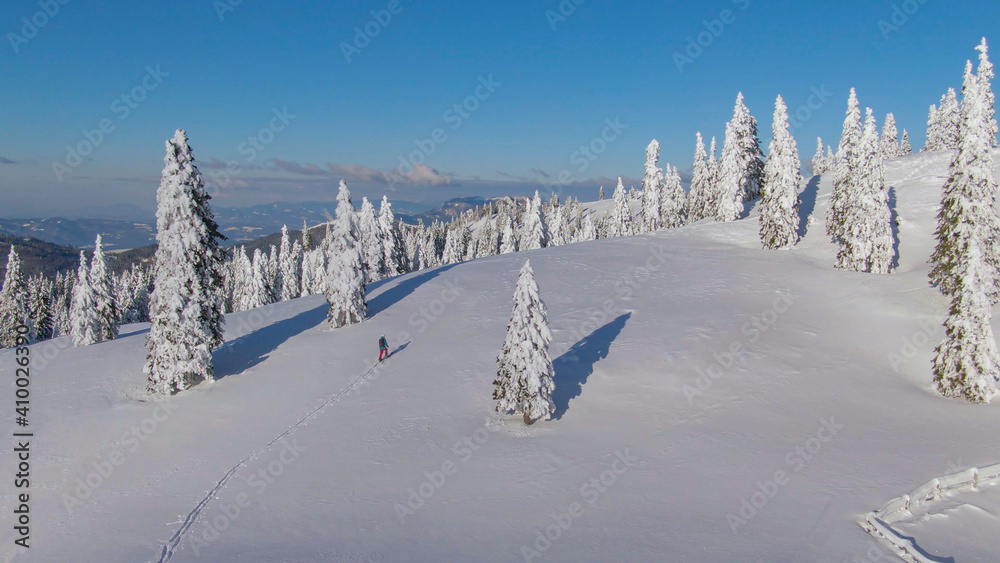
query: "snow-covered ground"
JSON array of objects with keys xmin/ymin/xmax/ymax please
[{"xmin": 2, "ymin": 150, "xmax": 1000, "ymax": 562}]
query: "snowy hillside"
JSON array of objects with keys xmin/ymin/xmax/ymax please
[{"xmin": 3, "ymin": 150, "xmax": 1000, "ymax": 562}]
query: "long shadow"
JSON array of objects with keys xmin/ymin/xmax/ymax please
[
  {"xmin": 796, "ymin": 175, "xmax": 820, "ymax": 241},
  {"xmin": 884, "ymin": 527, "xmax": 954, "ymax": 563},
  {"xmin": 367, "ymin": 263, "xmax": 459, "ymax": 318},
  {"xmin": 551, "ymin": 313, "xmax": 630, "ymax": 420},
  {"xmin": 213, "ymin": 303, "xmax": 327, "ymax": 379},
  {"xmin": 888, "ymin": 186, "xmax": 901, "ymax": 269}
]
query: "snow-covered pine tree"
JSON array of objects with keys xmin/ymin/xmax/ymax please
[
  {"xmin": 576, "ymin": 214, "xmax": 597, "ymax": 242},
  {"xmin": 930, "ymin": 60, "xmax": 1000, "ymax": 302},
  {"xmin": 249, "ymin": 248, "xmax": 274, "ymax": 309},
  {"xmin": 828, "ymin": 88, "xmax": 862, "ymax": 242},
  {"xmin": 324, "ymin": 180, "xmax": 367, "ymax": 327},
  {"xmin": 0, "ymin": 247, "xmax": 34, "ymax": 347},
  {"xmin": 836, "ymin": 108, "xmax": 894, "ymax": 274},
  {"xmin": 812, "ymin": 137, "xmax": 826, "ymax": 175},
  {"xmin": 520, "ymin": 191, "xmax": 549, "ymax": 250},
  {"xmin": 925, "ymin": 104, "xmax": 942, "ymax": 151},
  {"xmin": 500, "ymin": 214, "xmax": 518, "ymax": 254},
  {"xmin": 548, "ymin": 206, "xmax": 566, "ymax": 246},
  {"xmin": 279, "ymin": 226, "xmax": 303, "ymax": 300},
  {"xmin": 715, "ymin": 93, "xmax": 765, "ymax": 222},
  {"xmin": 70, "ymin": 251, "xmax": 99, "ymax": 347},
  {"xmin": 27, "ymin": 275, "xmax": 53, "ymax": 341},
  {"xmin": 685, "ymin": 133, "xmax": 711, "ymax": 221},
  {"xmin": 266, "ymin": 244, "xmax": 279, "ymax": 302},
  {"xmin": 359, "ymin": 196, "xmax": 385, "ymax": 282},
  {"xmin": 939, "ymin": 89, "xmax": 961, "ymax": 150},
  {"xmin": 493, "ymin": 259, "xmax": 555, "ymax": 425},
  {"xmin": 660, "ymin": 165, "xmax": 686, "ymax": 228},
  {"xmin": 607, "ymin": 178, "xmax": 635, "ymax": 237},
  {"xmin": 89, "ymin": 234, "xmax": 118, "ymax": 342},
  {"xmin": 759, "ymin": 95, "xmax": 801, "ymax": 250},
  {"xmin": 640, "ymin": 139, "xmax": 663, "ymax": 232},
  {"xmin": 379, "ymin": 196, "xmax": 408, "ymax": 277},
  {"xmin": 598, "ymin": 186, "xmax": 604, "ymax": 200},
  {"xmin": 879, "ymin": 113, "xmax": 900, "ymax": 160},
  {"xmin": 145, "ymin": 129, "xmax": 226, "ymax": 394},
  {"xmin": 441, "ymin": 227, "xmax": 463, "ymax": 265},
  {"xmin": 977, "ymin": 37, "xmax": 998, "ymax": 146},
  {"xmin": 900, "ymin": 129, "xmax": 913, "ymax": 155},
  {"xmin": 276, "ymin": 225, "xmax": 292, "ymax": 300}
]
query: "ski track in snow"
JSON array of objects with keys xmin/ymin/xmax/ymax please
[{"xmin": 152, "ymin": 362, "xmax": 380, "ymax": 563}]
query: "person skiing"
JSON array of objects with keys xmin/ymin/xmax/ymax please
[{"xmin": 378, "ymin": 334, "xmax": 389, "ymax": 362}]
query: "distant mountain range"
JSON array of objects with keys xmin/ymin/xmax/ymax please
[{"xmin": 0, "ymin": 197, "xmax": 491, "ymax": 251}]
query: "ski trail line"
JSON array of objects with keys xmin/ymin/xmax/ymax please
[{"xmin": 152, "ymin": 363, "xmax": 379, "ymax": 563}]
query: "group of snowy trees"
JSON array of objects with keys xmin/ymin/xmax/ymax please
[
  {"xmin": 0, "ymin": 239, "xmax": 150, "ymax": 350},
  {"xmin": 928, "ymin": 38, "xmax": 1000, "ymax": 403}
]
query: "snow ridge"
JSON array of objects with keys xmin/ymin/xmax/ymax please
[{"xmin": 153, "ymin": 361, "xmax": 382, "ymax": 562}]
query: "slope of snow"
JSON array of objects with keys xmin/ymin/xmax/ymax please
[{"xmin": 2, "ymin": 150, "xmax": 1000, "ymax": 562}]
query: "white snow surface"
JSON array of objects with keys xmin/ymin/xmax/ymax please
[{"xmin": 3, "ymin": 150, "xmax": 1000, "ymax": 562}]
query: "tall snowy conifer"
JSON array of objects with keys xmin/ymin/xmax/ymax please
[
  {"xmin": 358, "ymin": 196, "xmax": 385, "ymax": 282},
  {"xmin": 89, "ymin": 234, "xmax": 118, "ymax": 341},
  {"xmin": 608, "ymin": 178, "xmax": 635, "ymax": 237},
  {"xmin": 759, "ymin": 95, "xmax": 801, "ymax": 249},
  {"xmin": 520, "ymin": 191, "xmax": 549, "ymax": 250},
  {"xmin": 145, "ymin": 129, "xmax": 226, "ymax": 394},
  {"xmin": 685, "ymin": 133, "xmax": 711, "ymax": 221},
  {"xmin": 900, "ymin": 129, "xmax": 913, "ymax": 154},
  {"xmin": 69, "ymin": 251, "xmax": 99, "ymax": 347},
  {"xmin": 0, "ymin": 247, "xmax": 34, "ymax": 347},
  {"xmin": 659, "ymin": 165, "xmax": 686, "ymax": 228},
  {"xmin": 493, "ymin": 260, "xmax": 555, "ymax": 425},
  {"xmin": 879, "ymin": 113, "xmax": 900, "ymax": 160},
  {"xmin": 714, "ymin": 93, "xmax": 765, "ymax": 222},
  {"xmin": 379, "ymin": 196, "xmax": 408, "ymax": 277},
  {"xmin": 640, "ymin": 139, "xmax": 663, "ymax": 232},
  {"xmin": 977, "ymin": 38, "xmax": 998, "ymax": 146},
  {"xmin": 828, "ymin": 88, "xmax": 862, "ymax": 242},
  {"xmin": 939, "ymin": 89, "xmax": 961, "ymax": 150},
  {"xmin": 324, "ymin": 181, "xmax": 367, "ymax": 328}
]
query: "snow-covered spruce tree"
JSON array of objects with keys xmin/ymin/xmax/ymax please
[
  {"xmin": 70, "ymin": 251, "xmax": 99, "ymax": 347},
  {"xmin": 277, "ymin": 225, "xmax": 292, "ymax": 300},
  {"xmin": 267, "ymin": 244, "xmax": 280, "ymax": 301},
  {"xmin": 324, "ymin": 180, "xmax": 367, "ymax": 328},
  {"xmin": 828, "ymin": 88, "xmax": 862, "ymax": 242},
  {"xmin": 252, "ymin": 248, "xmax": 276, "ymax": 307},
  {"xmin": 441, "ymin": 227, "xmax": 463, "ymax": 265},
  {"xmin": 685, "ymin": 133, "xmax": 711, "ymax": 221},
  {"xmin": 660, "ymin": 165, "xmax": 686, "ymax": 229},
  {"xmin": 379, "ymin": 196, "xmax": 408, "ymax": 277},
  {"xmin": 493, "ymin": 259, "xmax": 555, "ymax": 425},
  {"xmin": 598, "ymin": 186, "xmax": 604, "ymax": 200},
  {"xmin": 548, "ymin": 206, "xmax": 566, "ymax": 246},
  {"xmin": 640, "ymin": 139, "xmax": 663, "ymax": 232},
  {"xmin": 977, "ymin": 38, "xmax": 998, "ymax": 146},
  {"xmin": 0, "ymin": 247, "xmax": 34, "ymax": 346},
  {"xmin": 27, "ymin": 276, "xmax": 53, "ymax": 341},
  {"xmin": 520, "ymin": 191, "xmax": 549, "ymax": 250},
  {"xmin": 607, "ymin": 178, "xmax": 635, "ymax": 237},
  {"xmin": 879, "ymin": 113, "xmax": 900, "ymax": 160},
  {"xmin": 280, "ymin": 226, "xmax": 303, "ymax": 301},
  {"xmin": 89, "ymin": 234, "xmax": 119, "ymax": 342},
  {"xmin": 900, "ymin": 129, "xmax": 913, "ymax": 155},
  {"xmin": 939, "ymin": 89, "xmax": 961, "ymax": 150},
  {"xmin": 500, "ymin": 214, "xmax": 518, "ymax": 254},
  {"xmin": 145, "ymin": 129, "xmax": 226, "ymax": 394},
  {"xmin": 930, "ymin": 60, "xmax": 1000, "ymax": 302},
  {"xmin": 812, "ymin": 137, "xmax": 826, "ymax": 175},
  {"xmin": 759, "ymin": 95, "xmax": 801, "ymax": 249},
  {"xmin": 359, "ymin": 196, "xmax": 385, "ymax": 282},
  {"xmin": 576, "ymin": 214, "xmax": 597, "ymax": 242},
  {"xmin": 925, "ymin": 104, "xmax": 942, "ymax": 151},
  {"xmin": 714, "ymin": 93, "xmax": 765, "ymax": 222},
  {"xmin": 836, "ymin": 108, "xmax": 894, "ymax": 274},
  {"xmin": 230, "ymin": 246, "xmax": 251, "ymax": 311}
]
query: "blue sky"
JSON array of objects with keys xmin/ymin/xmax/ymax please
[{"xmin": 0, "ymin": 0, "xmax": 997, "ymax": 217}]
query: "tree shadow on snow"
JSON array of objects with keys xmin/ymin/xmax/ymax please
[
  {"xmin": 213, "ymin": 303, "xmax": 328, "ymax": 379},
  {"xmin": 551, "ymin": 312, "xmax": 630, "ymax": 420},
  {"xmin": 888, "ymin": 186, "xmax": 901, "ymax": 269},
  {"xmin": 796, "ymin": 175, "xmax": 820, "ymax": 241},
  {"xmin": 367, "ymin": 263, "xmax": 459, "ymax": 318}
]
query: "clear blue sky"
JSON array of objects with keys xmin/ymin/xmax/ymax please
[{"xmin": 0, "ymin": 0, "xmax": 997, "ymax": 217}]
